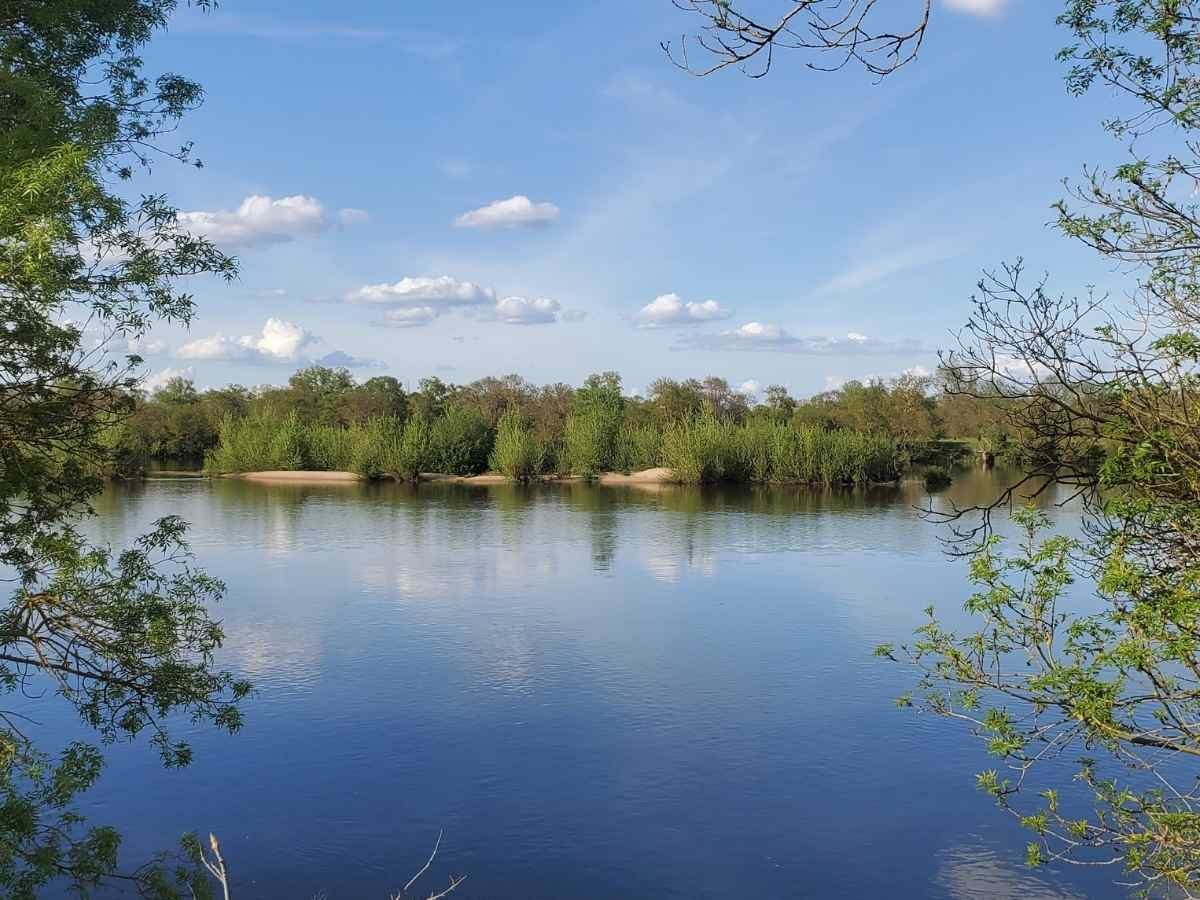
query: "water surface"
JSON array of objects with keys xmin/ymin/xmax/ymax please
[{"xmin": 34, "ymin": 470, "xmax": 1126, "ymax": 898}]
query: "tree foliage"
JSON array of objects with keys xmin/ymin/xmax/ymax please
[{"xmin": 1, "ymin": 2, "xmax": 248, "ymax": 895}]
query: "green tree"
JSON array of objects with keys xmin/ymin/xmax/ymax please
[
  {"xmin": 563, "ymin": 372, "xmax": 625, "ymax": 477},
  {"xmin": 338, "ymin": 375, "xmax": 408, "ymax": 425},
  {"xmin": 1, "ymin": 2, "xmax": 248, "ymax": 896},
  {"xmin": 286, "ymin": 364, "xmax": 356, "ymax": 424}
]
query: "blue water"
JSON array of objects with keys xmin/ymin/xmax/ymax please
[{"xmin": 32, "ymin": 471, "xmax": 1125, "ymax": 898}]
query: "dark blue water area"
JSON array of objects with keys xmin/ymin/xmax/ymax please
[{"xmin": 24, "ymin": 471, "xmax": 1133, "ymax": 898}]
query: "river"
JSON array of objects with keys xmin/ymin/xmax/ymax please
[{"xmin": 33, "ymin": 468, "xmax": 1125, "ymax": 898}]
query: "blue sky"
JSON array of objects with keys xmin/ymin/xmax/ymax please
[{"xmin": 129, "ymin": 0, "xmax": 1121, "ymax": 398}]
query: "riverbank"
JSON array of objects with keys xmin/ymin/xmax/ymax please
[
  {"xmin": 225, "ymin": 468, "xmax": 678, "ymax": 486},
  {"xmin": 219, "ymin": 466, "xmax": 920, "ymax": 487}
]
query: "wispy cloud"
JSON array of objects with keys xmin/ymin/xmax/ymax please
[
  {"xmin": 315, "ymin": 350, "xmax": 384, "ymax": 370},
  {"xmin": 815, "ymin": 238, "xmax": 961, "ymax": 295},
  {"xmin": 679, "ymin": 323, "xmax": 923, "ymax": 355},
  {"xmin": 173, "ymin": 13, "xmax": 462, "ymax": 58}
]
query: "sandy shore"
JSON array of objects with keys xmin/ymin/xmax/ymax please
[
  {"xmin": 230, "ymin": 468, "xmax": 679, "ymax": 486},
  {"xmin": 419, "ymin": 472, "xmax": 510, "ymax": 485},
  {"xmin": 597, "ymin": 467, "xmax": 674, "ymax": 485},
  {"xmin": 233, "ymin": 471, "xmax": 364, "ymax": 484}
]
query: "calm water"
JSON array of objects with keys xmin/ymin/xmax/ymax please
[{"xmin": 32, "ymin": 470, "xmax": 1128, "ymax": 899}]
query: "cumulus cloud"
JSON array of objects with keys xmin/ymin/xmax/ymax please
[
  {"xmin": 142, "ymin": 366, "xmax": 193, "ymax": 394},
  {"xmin": 345, "ymin": 276, "xmax": 495, "ymax": 308},
  {"xmin": 823, "ymin": 364, "xmax": 935, "ymax": 392},
  {"xmin": 737, "ymin": 379, "xmax": 761, "ymax": 400},
  {"xmin": 314, "ymin": 350, "xmax": 384, "ymax": 369},
  {"xmin": 944, "ymin": 0, "xmax": 1007, "ymax": 16},
  {"xmin": 178, "ymin": 195, "xmax": 366, "ymax": 250},
  {"xmin": 127, "ymin": 335, "xmax": 168, "ymax": 356},
  {"xmin": 454, "ymin": 195, "xmax": 560, "ymax": 229},
  {"xmin": 347, "ymin": 275, "xmax": 580, "ymax": 327},
  {"xmin": 490, "ymin": 296, "xmax": 562, "ymax": 325},
  {"xmin": 177, "ymin": 318, "xmax": 319, "ymax": 364},
  {"xmin": 679, "ymin": 323, "xmax": 923, "ymax": 355},
  {"xmin": 634, "ymin": 293, "xmax": 732, "ymax": 328}
]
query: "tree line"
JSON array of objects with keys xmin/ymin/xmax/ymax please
[{"xmin": 109, "ymin": 364, "xmax": 1017, "ymax": 481}]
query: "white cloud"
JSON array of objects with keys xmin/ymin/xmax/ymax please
[
  {"xmin": 348, "ymin": 276, "xmax": 579, "ymax": 327},
  {"xmin": 178, "ymin": 195, "xmax": 366, "ymax": 250},
  {"xmin": 943, "ymin": 0, "xmax": 1007, "ymax": 17},
  {"xmin": 994, "ymin": 354, "xmax": 1051, "ymax": 382},
  {"xmin": 737, "ymin": 379, "xmax": 761, "ymax": 400},
  {"xmin": 492, "ymin": 296, "xmax": 561, "ymax": 325},
  {"xmin": 680, "ymin": 324, "xmax": 924, "ymax": 355},
  {"xmin": 822, "ymin": 364, "xmax": 936, "ymax": 392},
  {"xmin": 634, "ymin": 293, "xmax": 733, "ymax": 328},
  {"xmin": 345, "ymin": 276, "xmax": 495, "ymax": 308},
  {"xmin": 454, "ymin": 195, "xmax": 560, "ymax": 229},
  {"xmin": 127, "ymin": 335, "xmax": 168, "ymax": 356},
  {"xmin": 382, "ymin": 307, "xmax": 439, "ymax": 328},
  {"xmin": 177, "ymin": 318, "xmax": 318, "ymax": 364},
  {"xmin": 142, "ymin": 366, "xmax": 194, "ymax": 394}
]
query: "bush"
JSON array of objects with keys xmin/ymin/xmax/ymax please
[
  {"xmin": 490, "ymin": 412, "xmax": 541, "ymax": 481},
  {"xmin": 924, "ymin": 465, "xmax": 953, "ymax": 490},
  {"xmin": 659, "ymin": 416, "xmax": 898, "ymax": 485},
  {"xmin": 562, "ymin": 410, "xmax": 613, "ymax": 479},
  {"xmin": 428, "ymin": 406, "xmax": 492, "ymax": 475},
  {"xmin": 660, "ymin": 413, "xmax": 741, "ymax": 484},
  {"xmin": 613, "ymin": 422, "xmax": 661, "ymax": 473}
]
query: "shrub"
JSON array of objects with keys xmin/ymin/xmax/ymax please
[
  {"xmin": 490, "ymin": 412, "xmax": 541, "ymax": 481},
  {"xmin": 613, "ymin": 422, "xmax": 661, "ymax": 473},
  {"xmin": 659, "ymin": 416, "xmax": 898, "ymax": 485},
  {"xmin": 429, "ymin": 406, "xmax": 492, "ymax": 475},
  {"xmin": 562, "ymin": 409, "xmax": 612, "ymax": 479},
  {"xmin": 924, "ymin": 465, "xmax": 953, "ymax": 490}
]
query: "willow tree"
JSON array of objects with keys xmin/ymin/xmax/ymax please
[
  {"xmin": 1, "ymin": 2, "xmax": 248, "ymax": 897},
  {"xmin": 670, "ymin": 0, "xmax": 1200, "ymax": 894}
]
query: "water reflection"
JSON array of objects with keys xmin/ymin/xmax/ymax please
[
  {"xmin": 936, "ymin": 845, "xmax": 1086, "ymax": 899},
  {"xmin": 47, "ymin": 467, "xmax": 1116, "ymax": 900}
]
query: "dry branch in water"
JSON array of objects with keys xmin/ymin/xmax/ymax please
[{"xmin": 197, "ymin": 831, "xmax": 466, "ymax": 899}]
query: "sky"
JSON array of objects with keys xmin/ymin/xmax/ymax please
[{"xmin": 126, "ymin": 0, "xmax": 1124, "ymax": 399}]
